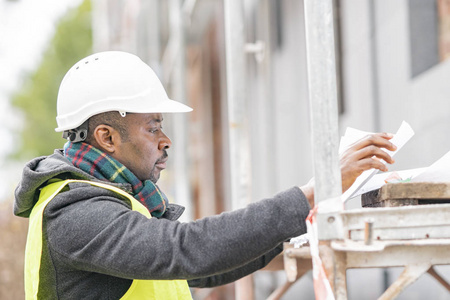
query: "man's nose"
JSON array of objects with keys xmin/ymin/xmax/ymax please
[{"xmin": 159, "ymin": 132, "xmax": 172, "ymax": 150}]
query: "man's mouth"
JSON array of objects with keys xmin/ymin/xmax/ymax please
[
  {"xmin": 155, "ymin": 153, "xmax": 168, "ymax": 169},
  {"xmin": 155, "ymin": 159, "xmax": 167, "ymax": 169}
]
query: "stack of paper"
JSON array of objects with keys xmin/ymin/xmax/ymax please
[{"xmin": 351, "ymin": 150, "xmax": 450, "ymax": 199}]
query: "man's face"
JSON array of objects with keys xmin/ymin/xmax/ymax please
[{"xmin": 114, "ymin": 113, "xmax": 171, "ymax": 183}]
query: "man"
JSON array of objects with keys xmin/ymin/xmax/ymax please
[{"xmin": 14, "ymin": 51, "xmax": 396, "ymax": 299}]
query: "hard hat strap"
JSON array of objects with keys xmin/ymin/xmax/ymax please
[{"xmin": 62, "ymin": 120, "xmax": 89, "ymax": 143}]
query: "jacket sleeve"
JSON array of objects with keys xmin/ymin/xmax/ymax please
[
  {"xmin": 44, "ymin": 184, "xmax": 310, "ymax": 281},
  {"xmin": 187, "ymin": 244, "xmax": 283, "ymax": 288}
]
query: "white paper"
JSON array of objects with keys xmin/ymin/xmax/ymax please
[
  {"xmin": 341, "ymin": 121, "xmax": 415, "ymax": 201},
  {"xmin": 290, "ymin": 233, "xmax": 309, "ymax": 248},
  {"xmin": 350, "ymin": 150, "xmax": 450, "ymax": 198},
  {"xmin": 411, "ymin": 150, "xmax": 450, "ymax": 183},
  {"xmin": 351, "ymin": 168, "xmax": 426, "ymax": 198}
]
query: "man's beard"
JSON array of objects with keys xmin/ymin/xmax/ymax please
[
  {"xmin": 149, "ymin": 150, "xmax": 168, "ymax": 183},
  {"xmin": 149, "ymin": 168, "xmax": 159, "ymax": 183}
]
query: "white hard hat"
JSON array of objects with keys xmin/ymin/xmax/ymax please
[{"xmin": 55, "ymin": 51, "xmax": 192, "ymax": 132}]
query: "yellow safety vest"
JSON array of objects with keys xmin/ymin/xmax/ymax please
[{"xmin": 25, "ymin": 179, "xmax": 192, "ymax": 300}]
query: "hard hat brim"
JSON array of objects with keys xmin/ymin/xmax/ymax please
[
  {"xmin": 149, "ymin": 98, "xmax": 193, "ymax": 114},
  {"xmin": 55, "ymin": 98, "xmax": 193, "ymax": 132}
]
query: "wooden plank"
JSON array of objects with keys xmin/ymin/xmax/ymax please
[
  {"xmin": 361, "ymin": 182, "xmax": 450, "ymax": 207},
  {"xmin": 381, "ymin": 182, "xmax": 450, "ymax": 199}
]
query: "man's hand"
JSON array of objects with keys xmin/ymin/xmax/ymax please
[
  {"xmin": 300, "ymin": 132, "xmax": 396, "ymax": 207},
  {"xmin": 300, "ymin": 177, "xmax": 315, "ymax": 208},
  {"xmin": 340, "ymin": 132, "xmax": 396, "ymax": 193}
]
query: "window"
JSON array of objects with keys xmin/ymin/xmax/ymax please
[{"xmin": 408, "ymin": 0, "xmax": 450, "ymax": 77}]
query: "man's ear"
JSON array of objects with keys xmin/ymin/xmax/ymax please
[{"xmin": 92, "ymin": 125, "xmax": 121, "ymax": 154}]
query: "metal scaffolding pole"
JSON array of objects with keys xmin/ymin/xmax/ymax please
[
  {"xmin": 140, "ymin": 0, "xmax": 161, "ymax": 76},
  {"xmin": 91, "ymin": 0, "xmax": 110, "ymax": 52},
  {"xmin": 169, "ymin": 0, "xmax": 192, "ymax": 221},
  {"xmin": 224, "ymin": 0, "xmax": 253, "ymax": 299},
  {"xmin": 223, "ymin": 0, "xmax": 252, "ymax": 211},
  {"xmin": 304, "ymin": 0, "xmax": 342, "ymax": 207}
]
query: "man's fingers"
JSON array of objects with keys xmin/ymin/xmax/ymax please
[
  {"xmin": 340, "ymin": 132, "xmax": 398, "ymax": 192},
  {"xmin": 353, "ymin": 145, "xmax": 395, "ymax": 164},
  {"xmin": 348, "ymin": 133, "xmax": 397, "ymax": 152},
  {"xmin": 344, "ymin": 157, "xmax": 388, "ymax": 177},
  {"xmin": 342, "ymin": 133, "xmax": 397, "ymax": 165},
  {"xmin": 340, "ymin": 156, "xmax": 390, "ymax": 192},
  {"xmin": 355, "ymin": 157, "xmax": 389, "ymax": 172}
]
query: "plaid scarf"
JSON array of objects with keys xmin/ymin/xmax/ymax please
[{"xmin": 64, "ymin": 141, "xmax": 168, "ymax": 217}]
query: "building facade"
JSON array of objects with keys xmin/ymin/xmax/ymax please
[{"xmin": 91, "ymin": 0, "xmax": 450, "ymax": 299}]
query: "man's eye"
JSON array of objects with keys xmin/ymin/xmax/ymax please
[{"xmin": 150, "ymin": 126, "xmax": 162, "ymax": 133}]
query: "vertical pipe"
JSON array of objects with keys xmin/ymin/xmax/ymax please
[
  {"xmin": 304, "ymin": 0, "xmax": 342, "ymax": 205},
  {"xmin": 142, "ymin": 0, "xmax": 161, "ymax": 77},
  {"xmin": 223, "ymin": 0, "xmax": 252, "ymax": 211},
  {"xmin": 260, "ymin": 0, "xmax": 276, "ymax": 196},
  {"xmin": 224, "ymin": 1, "xmax": 253, "ymax": 299},
  {"xmin": 369, "ymin": 0, "xmax": 381, "ymax": 131},
  {"xmin": 91, "ymin": 0, "xmax": 110, "ymax": 52},
  {"xmin": 369, "ymin": 1, "xmax": 389, "ymax": 290},
  {"xmin": 169, "ymin": 0, "xmax": 192, "ymax": 221}
]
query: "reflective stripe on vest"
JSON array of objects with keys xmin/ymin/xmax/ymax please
[{"xmin": 25, "ymin": 179, "xmax": 192, "ymax": 300}]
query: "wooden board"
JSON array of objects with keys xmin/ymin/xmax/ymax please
[{"xmin": 361, "ymin": 182, "xmax": 450, "ymax": 207}]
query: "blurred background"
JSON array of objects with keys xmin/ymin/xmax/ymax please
[{"xmin": 1, "ymin": 0, "xmax": 450, "ymax": 299}]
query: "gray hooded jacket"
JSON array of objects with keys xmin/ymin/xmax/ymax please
[{"xmin": 14, "ymin": 149, "xmax": 311, "ymax": 299}]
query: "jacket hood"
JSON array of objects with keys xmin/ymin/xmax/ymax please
[{"xmin": 14, "ymin": 149, "xmax": 94, "ymax": 218}]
